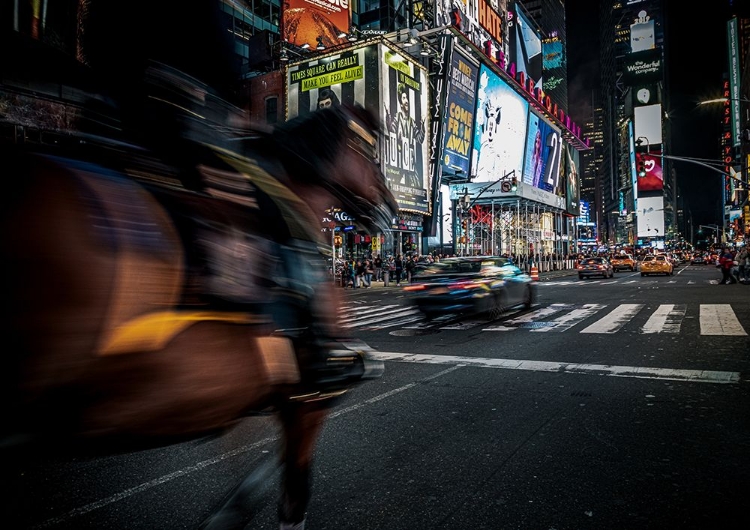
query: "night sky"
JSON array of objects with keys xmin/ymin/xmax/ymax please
[{"xmin": 565, "ymin": 0, "xmax": 742, "ymax": 230}]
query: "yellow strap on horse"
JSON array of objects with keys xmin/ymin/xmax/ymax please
[
  {"xmin": 209, "ymin": 145, "xmax": 322, "ymax": 245},
  {"xmin": 98, "ymin": 310, "xmax": 269, "ymax": 356}
]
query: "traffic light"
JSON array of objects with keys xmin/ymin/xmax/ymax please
[
  {"xmin": 511, "ymin": 176, "xmax": 518, "ymax": 191},
  {"xmin": 637, "ymin": 155, "xmax": 646, "ymax": 177},
  {"xmin": 461, "ymin": 219, "xmax": 468, "ymax": 231}
]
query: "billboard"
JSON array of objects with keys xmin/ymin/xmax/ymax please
[
  {"xmin": 636, "ymin": 196, "xmax": 665, "ymax": 238},
  {"xmin": 381, "ymin": 46, "xmax": 430, "ymax": 214},
  {"xmin": 471, "ymin": 64, "xmax": 528, "ymax": 183},
  {"xmin": 634, "ymin": 103, "xmax": 663, "ymax": 146},
  {"xmin": 510, "ymin": 8, "xmax": 543, "ymax": 91},
  {"xmin": 623, "ymin": 48, "xmax": 662, "ymax": 85},
  {"xmin": 636, "ymin": 151, "xmax": 664, "ymax": 194},
  {"xmin": 630, "ymin": 11, "xmax": 655, "ymax": 52},
  {"xmin": 628, "ymin": 120, "xmax": 638, "ymax": 213},
  {"xmin": 442, "ymin": 48, "xmax": 479, "ymax": 177},
  {"xmin": 563, "ymin": 143, "xmax": 581, "ymax": 217},
  {"xmin": 286, "ymin": 45, "xmax": 379, "ymax": 119},
  {"xmin": 435, "ymin": 0, "xmax": 509, "ymax": 69},
  {"xmin": 727, "ymin": 17, "xmax": 741, "ymax": 148},
  {"xmin": 522, "ymin": 110, "xmax": 562, "ymax": 192},
  {"xmin": 282, "ymin": 0, "xmax": 352, "ymax": 50}
]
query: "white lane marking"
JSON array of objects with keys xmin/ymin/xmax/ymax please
[
  {"xmin": 700, "ymin": 304, "xmax": 748, "ymax": 336},
  {"xmin": 339, "ymin": 303, "xmax": 400, "ymax": 316},
  {"xmin": 35, "ymin": 340, "xmax": 741, "ymax": 529},
  {"xmin": 505, "ymin": 303, "xmax": 570, "ymax": 324},
  {"xmin": 580, "ymin": 304, "xmax": 643, "ymax": 334},
  {"xmin": 532, "ymin": 304, "xmax": 606, "ymax": 332},
  {"xmin": 370, "ymin": 352, "xmax": 740, "ymax": 384},
  {"xmin": 341, "ymin": 307, "xmax": 421, "ymax": 328},
  {"xmin": 641, "ymin": 304, "xmax": 686, "ymax": 334},
  {"xmin": 366, "ymin": 314, "xmax": 425, "ymax": 330},
  {"xmin": 440, "ymin": 319, "xmax": 492, "ymax": 330}
]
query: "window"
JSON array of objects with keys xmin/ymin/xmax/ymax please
[{"xmin": 265, "ymin": 97, "xmax": 278, "ymax": 124}]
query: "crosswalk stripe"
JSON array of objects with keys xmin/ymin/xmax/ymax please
[
  {"xmin": 340, "ymin": 302, "xmax": 747, "ymax": 336},
  {"xmin": 700, "ymin": 304, "xmax": 748, "ymax": 336},
  {"xmin": 341, "ymin": 307, "xmax": 421, "ymax": 328},
  {"xmin": 641, "ymin": 304, "xmax": 686, "ymax": 334},
  {"xmin": 532, "ymin": 304, "xmax": 605, "ymax": 332},
  {"xmin": 580, "ymin": 304, "xmax": 643, "ymax": 334}
]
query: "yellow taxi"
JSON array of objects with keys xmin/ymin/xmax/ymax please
[
  {"xmin": 610, "ymin": 253, "xmax": 636, "ymax": 272},
  {"xmin": 640, "ymin": 254, "xmax": 673, "ymax": 276}
]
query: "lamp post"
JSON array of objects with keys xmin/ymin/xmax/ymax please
[{"xmin": 698, "ymin": 224, "xmax": 724, "ymax": 246}]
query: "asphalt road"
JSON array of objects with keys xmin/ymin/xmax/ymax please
[{"xmin": 4, "ymin": 263, "xmax": 749, "ymax": 529}]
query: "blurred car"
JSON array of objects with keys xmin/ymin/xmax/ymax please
[
  {"xmin": 690, "ymin": 253, "xmax": 707, "ymax": 265},
  {"xmin": 610, "ymin": 253, "xmax": 636, "ymax": 272},
  {"xmin": 403, "ymin": 256, "xmax": 534, "ymax": 320},
  {"xmin": 577, "ymin": 257, "xmax": 614, "ymax": 279},
  {"xmin": 640, "ymin": 254, "xmax": 673, "ymax": 276}
]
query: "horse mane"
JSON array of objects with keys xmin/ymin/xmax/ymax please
[{"xmin": 269, "ymin": 105, "xmax": 380, "ymax": 183}]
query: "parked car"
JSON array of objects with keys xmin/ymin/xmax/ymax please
[
  {"xmin": 403, "ymin": 256, "xmax": 534, "ymax": 320},
  {"xmin": 577, "ymin": 257, "xmax": 614, "ymax": 279},
  {"xmin": 640, "ymin": 254, "xmax": 673, "ymax": 276},
  {"xmin": 610, "ymin": 253, "xmax": 636, "ymax": 272}
]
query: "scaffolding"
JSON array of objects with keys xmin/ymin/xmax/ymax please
[{"xmin": 455, "ymin": 198, "xmax": 576, "ymax": 270}]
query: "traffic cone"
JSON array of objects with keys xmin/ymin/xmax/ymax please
[{"xmin": 530, "ymin": 263, "xmax": 539, "ymax": 281}]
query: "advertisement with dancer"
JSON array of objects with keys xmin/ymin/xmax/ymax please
[{"xmin": 381, "ymin": 45, "xmax": 430, "ymax": 214}]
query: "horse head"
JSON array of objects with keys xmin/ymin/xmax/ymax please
[{"xmin": 270, "ymin": 105, "xmax": 398, "ymax": 235}]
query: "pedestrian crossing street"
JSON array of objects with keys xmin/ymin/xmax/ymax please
[{"xmin": 339, "ymin": 302, "xmax": 748, "ymax": 336}]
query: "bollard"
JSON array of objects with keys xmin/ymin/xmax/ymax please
[{"xmin": 530, "ymin": 263, "xmax": 539, "ymax": 281}]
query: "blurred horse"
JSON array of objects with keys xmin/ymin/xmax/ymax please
[{"xmin": 0, "ymin": 103, "xmax": 397, "ymax": 529}]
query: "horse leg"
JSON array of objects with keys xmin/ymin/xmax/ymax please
[
  {"xmin": 277, "ymin": 399, "xmax": 332, "ymax": 529},
  {"xmin": 200, "ymin": 452, "xmax": 281, "ymax": 530}
]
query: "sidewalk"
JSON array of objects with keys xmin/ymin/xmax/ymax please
[{"xmin": 339, "ymin": 268, "xmax": 578, "ymax": 293}]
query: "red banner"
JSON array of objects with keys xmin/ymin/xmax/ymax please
[{"xmin": 282, "ymin": 0, "xmax": 351, "ymax": 49}]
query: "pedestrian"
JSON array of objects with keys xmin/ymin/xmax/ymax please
[
  {"xmin": 394, "ymin": 254, "xmax": 404, "ymax": 286},
  {"xmin": 718, "ymin": 247, "xmax": 736, "ymax": 285},
  {"xmin": 355, "ymin": 259, "xmax": 366, "ymax": 288},
  {"xmin": 364, "ymin": 259, "xmax": 373, "ymax": 288},
  {"xmin": 374, "ymin": 254, "xmax": 382, "ymax": 282},
  {"xmin": 736, "ymin": 246, "xmax": 749, "ymax": 282}
]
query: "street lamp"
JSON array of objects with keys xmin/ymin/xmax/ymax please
[{"xmin": 698, "ymin": 224, "xmax": 724, "ymax": 245}]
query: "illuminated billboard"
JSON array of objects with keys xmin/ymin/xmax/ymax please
[
  {"xmin": 471, "ymin": 64, "xmax": 528, "ymax": 183},
  {"xmin": 381, "ymin": 45, "xmax": 431, "ymax": 214},
  {"xmin": 510, "ymin": 8, "xmax": 543, "ymax": 91},
  {"xmin": 636, "ymin": 151, "xmax": 664, "ymax": 194},
  {"xmin": 623, "ymin": 48, "xmax": 662, "ymax": 85},
  {"xmin": 563, "ymin": 143, "xmax": 581, "ymax": 217},
  {"xmin": 630, "ymin": 11, "xmax": 655, "ymax": 52},
  {"xmin": 435, "ymin": 0, "xmax": 509, "ymax": 69},
  {"xmin": 286, "ymin": 44, "xmax": 379, "ymax": 118},
  {"xmin": 523, "ymin": 110, "xmax": 562, "ymax": 192},
  {"xmin": 634, "ymin": 103, "xmax": 663, "ymax": 146},
  {"xmin": 282, "ymin": 0, "xmax": 351, "ymax": 50},
  {"xmin": 442, "ymin": 48, "xmax": 479, "ymax": 177},
  {"xmin": 636, "ymin": 196, "xmax": 665, "ymax": 238}
]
